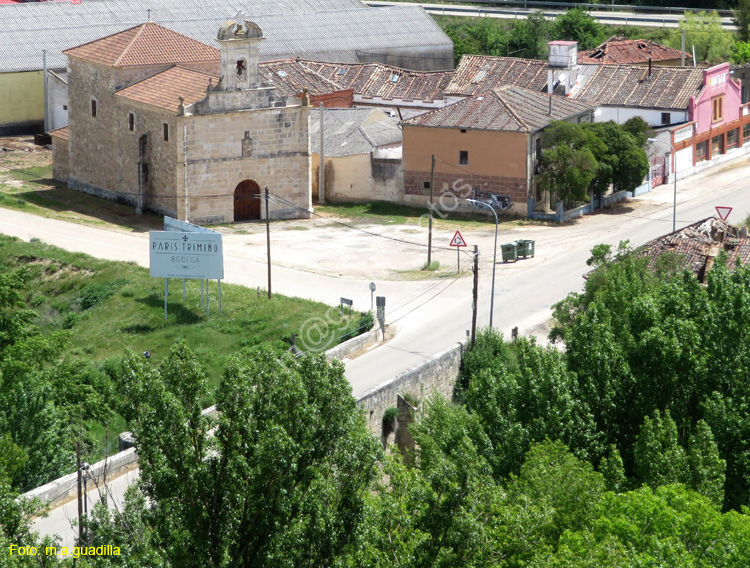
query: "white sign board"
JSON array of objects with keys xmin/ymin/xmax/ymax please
[{"xmin": 149, "ymin": 232, "xmax": 223, "ymax": 279}]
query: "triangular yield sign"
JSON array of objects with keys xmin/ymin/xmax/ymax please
[
  {"xmin": 716, "ymin": 206, "xmax": 732, "ymax": 221},
  {"xmin": 449, "ymin": 230, "xmax": 467, "ymax": 247}
]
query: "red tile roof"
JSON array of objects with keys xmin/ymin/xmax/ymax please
[
  {"xmin": 49, "ymin": 126, "xmax": 69, "ymax": 140},
  {"xmin": 579, "ymin": 36, "xmax": 690, "ymax": 65},
  {"xmin": 401, "ymin": 86, "xmax": 592, "ymax": 132},
  {"xmin": 115, "ymin": 66, "xmax": 218, "ymax": 112},
  {"xmin": 639, "ymin": 217, "xmax": 750, "ymax": 279},
  {"xmin": 259, "ymin": 59, "xmax": 343, "ymax": 97},
  {"xmin": 63, "ymin": 22, "xmax": 219, "ymax": 68},
  {"xmin": 300, "ymin": 60, "xmax": 453, "ymax": 103},
  {"xmin": 444, "ymin": 55, "xmax": 549, "ymax": 97},
  {"xmin": 574, "ymin": 64, "xmax": 703, "ymax": 110}
]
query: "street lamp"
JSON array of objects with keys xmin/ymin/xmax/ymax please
[
  {"xmin": 466, "ymin": 199, "xmax": 498, "ymax": 328},
  {"xmin": 648, "ymin": 138, "xmax": 678, "ymax": 232}
]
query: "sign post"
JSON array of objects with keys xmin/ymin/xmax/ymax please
[
  {"xmin": 449, "ymin": 230, "xmax": 467, "ymax": 272},
  {"xmin": 150, "ymin": 230, "xmax": 223, "ymax": 319}
]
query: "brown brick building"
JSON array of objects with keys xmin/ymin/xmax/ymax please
[
  {"xmin": 400, "ymin": 85, "xmax": 594, "ymax": 216},
  {"xmin": 51, "ymin": 19, "xmax": 311, "ymax": 223}
]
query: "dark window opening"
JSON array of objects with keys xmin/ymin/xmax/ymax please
[
  {"xmin": 459, "ymin": 150, "xmax": 468, "ymax": 165},
  {"xmin": 163, "ymin": 123, "xmax": 169, "ymax": 141},
  {"xmin": 62, "ymin": 104, "xmax": 67, "ymax": 111},
  {"xmin": 128, "ymin": 113, "xmax": 134, "ymax": 131},
  {"xmin": 236, "ymin": 59, "xmax": 246, "ymax": 79},
  {"xmin": 460, "ymin": 129, "xmax": 467, "ymax": 133},
  {"xmin": 422, "ymin": 181, "xmax": 431, "ymax": 190},
  {"xmin": 661, "ymin": 112, "xmax": 671, "ymax": 125},
  {"xmin": 91, "ymin": 99, "xmax": 97, "ymax": 118}
]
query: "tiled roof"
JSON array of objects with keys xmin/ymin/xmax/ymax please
[
  {"xmin": 260, "ymin": 60, "xmax": 342, "ymax": 97},
  {"xmin": 49, "ymin": 126, "xmax": 69, "ymax": 140},
  {"xmin": 401, "ymin": 86, "xmax": 593, "ymax": 132},
  {"xmin": 115, "ymin": 66, "xmax": 218, "ymax": 112},
  {"xmin": 0, "ymin": 0, "xmax": 450, "ymax": 73},
  {"xmin": 573, "ymin": 64, "xmax": 703, "ymax": 110},
  {"xmin": 444, "ymin": 55, "xmax": 549, "ymax": 96},
  {"xmin": 64, "ymin": 23, "xmax": 220, "ymax": 68},
  {"xmin": 301, "ymin": 60, "xmax": 454, "ymax": 103},
  {"xmin": 578, "ymin": 36, "xmax": 690, "ymax": 65},
  {"xmin": 639, "ymin": 217, "xmax": 750, "ymax": 279},
  {"xmin": 309, "ymin": 108, "xmax": 401, "ymax": 156}
]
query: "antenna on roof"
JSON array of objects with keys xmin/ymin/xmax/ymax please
[{"xmin": 147, "ymin": 9, "xmax": 151, "ymax": 22}]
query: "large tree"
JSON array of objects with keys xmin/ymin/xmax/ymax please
[{"xmin": 111, "ymin": 343, "xmax": 379, "ymax": 568}]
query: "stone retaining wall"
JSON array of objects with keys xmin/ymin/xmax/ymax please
[{"xmin": 357, "ymin": 340, "xmax": 466, "ymax": 434}]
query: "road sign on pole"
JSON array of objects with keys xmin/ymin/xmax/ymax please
[
  {"xmin": 449, "ymin": 231, "xmax": 467, "ymax": 247},
  {"xmin": 716, "ymin": 206, "xmax": 733, "ymax": 221},
  {"xmin": 450, "ymin": 231, "xmax": 467, "ymax": 271}
]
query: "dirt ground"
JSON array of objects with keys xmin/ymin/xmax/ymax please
[{"xmin": 0, "ymin": 135, "xmax": 679, "ymax": 282}]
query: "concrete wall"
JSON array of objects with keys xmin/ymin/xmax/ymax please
[
  {"xmin": 356, "ymin": 45, "xmax": 454, "ymax": 72},
  {"xmin": 594, "ymin": 106, "xmax": 688, "ymax": 128},
  {"xmin": 0, "ymin": 71, "xmax": 45, "ymax": 135},
  {"xmin": 312, "ymin": 152, "xmax": 403, "ymax": 203},
  {"xmin": 403, "ymin": 126, "xmax": 528, "ymax": 215},
  {"xmin": 48, "ymin": 72, "xmax": 69, "ymax": 132},
  {"xmin": 356, "ymin": 340, "xmax": 466, "ymax": 435}
]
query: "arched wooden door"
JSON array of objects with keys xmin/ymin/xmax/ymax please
[{"xmin": 234, "ymin": 179, "xmax": 260, "ymax": 221}]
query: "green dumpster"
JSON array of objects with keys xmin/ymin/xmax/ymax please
[
  {"xmin": 516, "ymin": 239, "xmax": 535, "ymax": 259},
  {"xmin": 501, "ymin": 242, "xmax": 518, "ymax": 262}
]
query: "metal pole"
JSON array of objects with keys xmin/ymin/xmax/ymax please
[
  {"xmin": 43, "ymin": 50, "xmax": 49, "ymax": 133},
  {"xmin": 218, "ymin": 279, "xmax": 222, "ymax": 315},
  {"xmin": 164, "ymin": 278, "xmax": 167, "ymax": 320},
  {"xmin": 265, "ymin": 187, "xmax": 272, "ymax": 299},
  {"xmin": 319, "ymin": 103, "xmax": 325, "ymax": 204},
  {"xmin": 467, "ymin": 199, "xmax": 498, "ymax": 328},
  {"xmin": 471, "ymin": 244, "xmax": 478, "ymax": 348},
  {"xmin": 201, "ymin": 279, "xmax": 204, "ymax": 307},
  {"xmin": 206, "ymin": 282, "xmax": 209, "ymax": 318},
  {"xmin": 182, "ymin": 278, "xmax": 186, "ymax": 300},
  {"xmin": 427, "ymin": 154, "xmax": 435, "ymax": 267},
  {"xmin": 681, "ymin": 28, "xmax": 685, "ymax": 67},
  {"xmin": 672, "ymin": 155, "xmax": 677, "ymax": 232}
]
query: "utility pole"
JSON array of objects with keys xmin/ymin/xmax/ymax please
[
  {"xmin": 319, "ymin": 103, "xmax": 325, "ymax": 204},
  {"xmin": 43, "ymin": 50, "xmax": 49, "ymax": 134},
  {"xmin": 471, "ymin": 244, "xmax": 478, "ymax": 348},
  {"xmin": 76, "ymin": 441, "xmax": 83, "ymax": 541},
  {"xmin": 681, "ymin": 28, "xmax": 685, "ymax": 67},
  {"xmin": 265, "ymin": 187, "xmax": 272, "ymax": 299},
  {"xmin": 427, "ymin": 154, "xmax": 435, "ymax": 267}
]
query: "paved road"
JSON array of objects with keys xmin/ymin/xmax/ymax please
[
  {"xmin": 366, "ymin": 1, "xmax": 737, "ymax": 30},
  {"xmin": 22, "ymin": 154, "xmax": 750, "ymax": 542}
]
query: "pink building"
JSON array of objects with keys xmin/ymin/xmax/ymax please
[{"xmin": 671, "ymin": 63, "xmax": 750, "ymax": 174}]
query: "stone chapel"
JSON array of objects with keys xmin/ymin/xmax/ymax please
[{"xmin": 51, "ymin": 17, "xmax": 312, "ymax": 223}]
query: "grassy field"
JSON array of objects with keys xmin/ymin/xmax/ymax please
[{"xmin": 2, "ymin": 235, "xmax": 370, "ymax": 455}]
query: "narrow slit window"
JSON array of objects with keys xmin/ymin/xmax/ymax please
[
  {"xmin": 163, "ymin": 123, "xmax": 169, "ymax": 141},
  {"xmin": 91, "ymin": 99, "xmax": 97, "ymax": 117},
  {"xmin": 459, "ymin": 150, "xmax": 468, "ymax": 165},
  {"xmin": 128, "ymin": 112, "xmax": 134, "ymax": 131}
]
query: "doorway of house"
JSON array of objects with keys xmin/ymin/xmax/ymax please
[{"xmin": 234, "ymin": 179, "xmax": 260, "ymax": 221}]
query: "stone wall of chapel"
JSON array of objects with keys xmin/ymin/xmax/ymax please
[
  {"xmin": 67, "ymin": 58, "xmax": 123, "ymax": 194},
  {"xmin": 176, "ymin": 104, "xmax": 311, "ymax": 224},
  {"xmin": 113, "ymin": 100, "xmax": 178, "ymax": 216}
]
